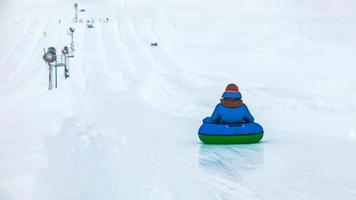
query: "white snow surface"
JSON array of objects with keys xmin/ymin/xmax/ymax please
[{"xmin": 1, "ymin": 0, "xmax": 356, "ymax": 199}]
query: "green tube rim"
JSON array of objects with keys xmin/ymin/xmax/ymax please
[{"xmin": 198, "ymin": 132, "xmax": 263, "ymax": 144}]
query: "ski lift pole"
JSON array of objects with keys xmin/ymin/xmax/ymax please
[
  {"xmin": 68, "ymin": 28, "xmax": 75, "ymax": 56},
  {"xmin": 66, "ymin": 56, "xmax": 70, "ymax": 78},
  {"xmin": 48, "ymin": 63, "xmax": 54, "ymax": 90},
  {"xmin": 62, "ymin": 46, "xmax": 69, "ymax": 78},
  {"xmin": 74, "ymin": 3, "xmax": 78, "ymax": 22},
  {"xmin": 64, "ymin": 55, "xmax": 68, "ymax": 78},
  {"xmin": 55, "ymin": 63, "xmax": 58, "ymax": 88},
  {"xmin": 63, "ymin": 55, "xmax": 66, "ymax": 78},
  {"xmin": 71, "ymin": 34, "xmax": 74, "ymax": 50},
  {"xmin": 43, "ymin": 47, "xmax": 57, "ymax": 90}
]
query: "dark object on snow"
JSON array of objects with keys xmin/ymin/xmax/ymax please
[
  {"xmin": 47, "ymin": 47, "xmax": 56, "ymax": 55},
  {"xmin": 43, "ymin": 47, "xmax": 57, "ymax": 63},
  {"xmin": 62, "ymin": 46, "xmax": 69, "ymax": 55},
  {"xmin": 87, "ymin": 23, "xmax": 94, "ymax": 28},
  {"xmin": 69, "ymin": 27, "xmax": 75, "ymax": 33},
  {"xmin": 80, "ymin": 9, "xmax": 85, "ymax": 12},
  {"xmin": 151, "ymin": 42, "xmax": 158, "ymax": 46}
]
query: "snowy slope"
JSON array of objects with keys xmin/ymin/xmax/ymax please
[{"xmin": 1, "ymin": 0, "xmax": 356, "ymax": 199}]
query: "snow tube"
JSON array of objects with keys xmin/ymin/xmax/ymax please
[{"xmin": 198, "ymin": 123, "xmax": 263, "ymax": 144}]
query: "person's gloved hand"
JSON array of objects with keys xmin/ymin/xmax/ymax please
[{"xmin": 203, "ymin": 117, "xmax": 213, "ymax": 124}]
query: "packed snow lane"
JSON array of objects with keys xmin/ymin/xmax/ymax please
[{"xmin": 1, "ymin": 0, "xmax": 356, "ymax": 200}]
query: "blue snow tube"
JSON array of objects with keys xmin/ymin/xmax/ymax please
[{"xmin": 198, "ymin": 123, "xmax": 264, "ymax": 144}]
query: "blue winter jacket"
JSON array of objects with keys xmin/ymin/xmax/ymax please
[{"xmin": 203, "ymin": 103, "xmax": 254, "ymax": 124}]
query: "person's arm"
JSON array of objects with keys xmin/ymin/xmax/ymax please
[
  {"xmin": 203, "ymin": 104, "xmax": 221, "ymax": 124},
  {"xmin": 243, "ymin": 104, "xmax": 255, "ymax": 123}
]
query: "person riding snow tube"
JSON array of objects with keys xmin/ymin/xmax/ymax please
[{"xmin": 199, "ymin": 83, "xmax": 263, "ymax": 144}]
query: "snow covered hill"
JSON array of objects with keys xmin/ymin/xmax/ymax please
[{"xmin": 0, "ymin": 0, "xmax": 356, "ymax": 199}]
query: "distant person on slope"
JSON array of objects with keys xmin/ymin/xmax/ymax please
[{"xmin": 203, "ymin": 83, "xmax": 254, "ymax": 124}]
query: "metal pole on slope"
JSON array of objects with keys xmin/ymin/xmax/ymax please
[
  {"xmin": 74, "ymin": 3, "xmax": 78, "ymax": 22},
  {"xmin": 48, "ymin": 63, "xmax": 53, "ymax": 90},
  {"xmin": 68, "ymin": 27, "xmax": 75, "ymax": 56},
  {"xmin": 67, "ymin": 56, "xmax": 72, "ymax": 78},
  {"xmin": 62, "ymin": 46, "xmax": 69, "ymax": 78},
  {"xmin": 43, "ymin": 47, "xmax": 57, "ymax": 90},
  {"xmin": 64, "ymin": 55, "xmax": 68, "ymax": 78},
  {"xmin": 55, "ymin": 63, "xmax": 57, "ymax": 88}
]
